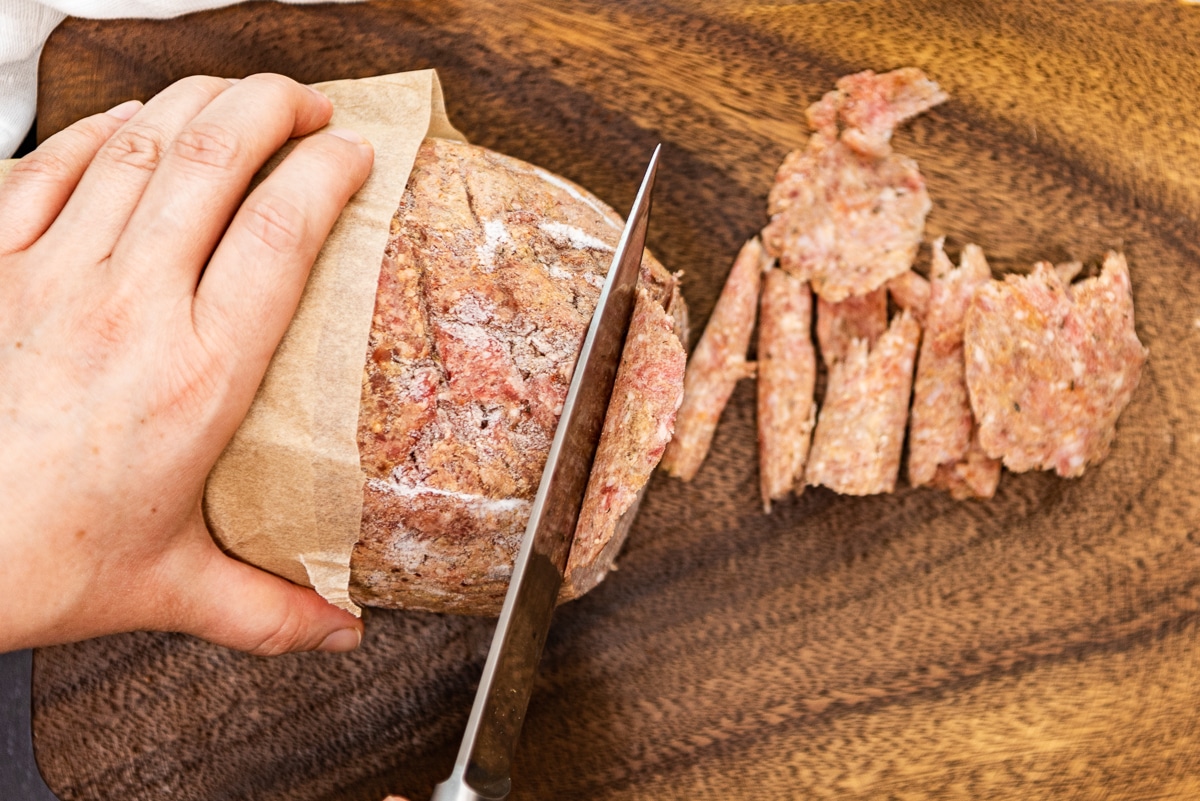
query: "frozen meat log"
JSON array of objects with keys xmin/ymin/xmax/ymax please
[
  {"xmin": 564, "ymin": 286, "xmax": 687, "ymax": 598},
  {"xmin": 757, "ymin": 268, "xmax": 817, "ymax": 511},
  {"xmin": 964, "ymin": 252, "xmax": 1148, "ymax": 477},
  {"xmin": 807, "ymin": 311, "xmax": 921, "ymax": 495},
  {"xmin": 762, "ymin": 68, "xmax": 946, "ymax": 302},
  {"xmin": 661, "ymin": 238, "xmax": 768, "ymax": 481},
  {"xmin": 815, "ymin": 286, "xmax": 887, "ymax": 367},
  {"xmin": 350, "ymin": 138, "xmax": 688, "ymax": 615},
  {"xmin": 908, "ymin": 240, "xmax": 1000, "ymax": 497}
]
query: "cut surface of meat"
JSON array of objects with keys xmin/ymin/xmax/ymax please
[{"xmin": 564, "ymin": 286, "xmax": 686, "ymax": 599}]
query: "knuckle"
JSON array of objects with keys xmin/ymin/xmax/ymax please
[
  {"xmin": 103, "ymin": 123, "xmax": 167, "ymax": 172},
  {"xmin": 241, "ymin": 193, "xmax": 307, "ymax": 256},
  {"xmin": 7, "ymin": 147, "xmax": 76, "ymax": 185},
  {"xmin": 71, "ymin": 292, "xmax": 139, "ymax": 367},
  {"xmin": 153, "ymin": 347, "xmax": 225, "ymax": 422},
  {"xmin": 242, "ymin": 72, "xmax": 295, "ymax": 93},
  {"xmin": 171, "ymin": 122, "xmax": 242, "ymax": 172},
  {"xmin": 174, "ymin": 74, "xmax": 234, "ymax": 100},
  {"xmin": 249, "ymin": 606, "xmax": 309, "ymax": 657}
]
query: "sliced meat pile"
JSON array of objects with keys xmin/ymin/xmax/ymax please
[
  {"xmin": 667, "ymin": 68, "xmax": 943, "ymax": 503},
  {"xmin": 662, "ymin": 66, "xmax": 1148, "ymax": 509},
  {"xmin": 964, "ymin": 252, "xmax": 1147, "ymax": 477}
]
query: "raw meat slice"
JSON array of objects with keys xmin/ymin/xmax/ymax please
[
  {"xmin": 887, "ymin": 269, "xmax": 931, "ymax": 322},
  {"xmin": 564, "ymin": 286, "xmax": 686, "ymax": 599},
  {"xmin": 928, "ymin": 430, "xmax": 1002, "ymax": 500},
  {"xmin": 806, "ymin": 311, "xmax": 921, "ymax": 495},
  {"xmin": 757, "ymin": 268, "xmax": 817, "ymax": 511},
  {"xmin": 908, "ymin": 240, "xmax": 999, "ymax": 495},
  {"xmin": 661, "ymin": 238, "xmax": 768, "ymax": 480},
  {"xmin": 815, "ymin": 286, "xmax": 887, "ymax": 367},
  {"xmin": 762, "ymin": 68, "xmax": 946, "ymax": 302},
  {"xmin": 964, "ymin": 252, "xmax": 1147, "ymax": 477}
]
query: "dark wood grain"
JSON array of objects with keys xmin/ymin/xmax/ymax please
[{"xmin": 33, "ymin": 1, "xmax": 1200, "ymax": 799}]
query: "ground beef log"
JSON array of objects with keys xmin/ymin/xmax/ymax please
[{"xmin": 350, "ymin": 139, "xmax": 687, "ymax": 614}]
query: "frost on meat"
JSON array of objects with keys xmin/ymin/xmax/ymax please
[
  {"xmin": 661, "ymin": 238, "xmax": 768, "ymax": 481},
  {"xmin": 908, "ymin": 240, "xmax": 1000, "ymax": 497},
  {"xmin": 806, "ymin": 311, "xmax": 921, "ymax": 495},
  {"xmin": 757, "ymin": 268, "xmax": 817, "ymax": 511},
  {"xmin": 816, "ymin": 286, "xmax": 887, "ymax": 367},
  {"xmin": 964, "ymin": 252, "xmax": 1147, "ymax": 478},
  {"xmin": 762, "ymin": 68, "xmax": 947, "ymax": 302}
]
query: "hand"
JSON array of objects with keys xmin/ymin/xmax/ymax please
[{"xmin": 0, "ymin": 74, "xmax": 374, "ymax": 655}]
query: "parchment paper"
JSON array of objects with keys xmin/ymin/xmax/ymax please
[{"xmin": 201, "ymin": 71, "xmax": 464, "ymax": 614}]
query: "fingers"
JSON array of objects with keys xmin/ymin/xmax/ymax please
[
  {"xmin": 161, "ymin": 531, "xmax": 363, "ymax": 656},
  {"xmin": 0, "ymin": 101, "xmax": 139, "ymax": 256},
  {"xmin": 108, "ymin": 73, "xmax": 337, "ymax": 298},
  {"xmin": 42, "ymin": 76, "xmax": 234, "ymax": 261},
  {"xmin": 191, "ymin": 127, "xmax": 372, "ymax": 433}
]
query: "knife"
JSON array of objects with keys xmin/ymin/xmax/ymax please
[{"xmin": 429, "ymin": 145, "xmax": 661, "ymax": 801}]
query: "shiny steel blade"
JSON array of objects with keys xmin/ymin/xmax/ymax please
[{"xmin": 430, "ymin": 146, "xmax": 660, "ymax": 801}]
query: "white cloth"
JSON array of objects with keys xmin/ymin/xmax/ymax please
[{"xmin": 0, "ymin": 0, "xmax": 347, "ymax": 157}]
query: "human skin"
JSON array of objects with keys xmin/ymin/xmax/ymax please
[{"xmin": 0, "ymin": 73, "xmax": 373, "ymax": 655}]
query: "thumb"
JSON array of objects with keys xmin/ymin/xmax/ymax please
[{"xmin": 162, "ymin": 534, "xmax": 363, "ymax": 656}]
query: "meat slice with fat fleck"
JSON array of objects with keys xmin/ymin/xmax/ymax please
[
  {"xmin": 963, "ymin": 252, "xmax": 1147, "ymax": 477},
  {"xmin": 907, "ymin": 239, "xmax": 1000, "ymax": 497},
  {"xmin": 762, "ymin": 68, "xmax": 946, "ymax": 302},
  {"xmin": 806, "ymin": 311, "xmax": 921, "ymax": 495}
]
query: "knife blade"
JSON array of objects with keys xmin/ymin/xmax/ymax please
[{"xmin": 429, "ymin": 145, "xmax": 661, "ymax": 801}]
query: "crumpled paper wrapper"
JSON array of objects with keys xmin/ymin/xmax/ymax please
[{"xmin": 201, "ymin": 71, "xmax": 464, "ymax": 615}]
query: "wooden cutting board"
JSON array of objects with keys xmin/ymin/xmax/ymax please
[{"xmin": 32, "ymin": 1, "xmax": 1200, "ymax": 799}]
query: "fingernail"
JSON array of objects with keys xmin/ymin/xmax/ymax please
[
  {"xmin": 317, "ymin": 627, "xmax": 362, "ymax": 653},
  {"xmin": 105, "ymin": 100, "xmax": 142, "ymax": 121},
  {"xmin": 326, "ymin": 127, "xmax": 370, "ymax": 146},
  {"xmin": 307, "ymin": 84, "xmax": 329, "ymax": 101}
]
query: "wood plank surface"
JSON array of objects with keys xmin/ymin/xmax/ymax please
[{"xmin": 32, "ymin": 1, "xmax": 1200, "ymax": 799}]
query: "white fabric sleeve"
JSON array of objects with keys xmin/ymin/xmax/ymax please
[{"xmin": 0, "ymin": 0, "xmax": 358, "ymax": 158}]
